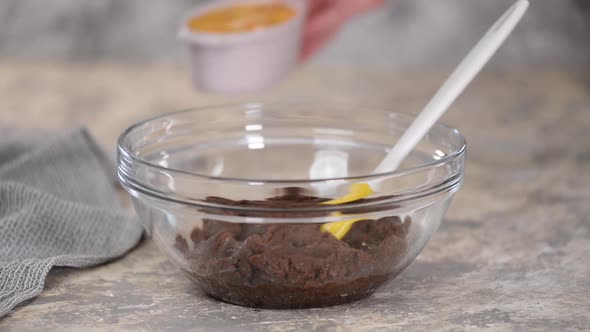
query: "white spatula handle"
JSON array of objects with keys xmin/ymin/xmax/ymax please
[{"xmin": 373, "ymin": 0, "xmax": 529, "ymax": 175}]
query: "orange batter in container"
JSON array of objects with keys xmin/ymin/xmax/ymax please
[{"xmin": 188, "ymin": 2, "xmax": 296, "ymax": 34}]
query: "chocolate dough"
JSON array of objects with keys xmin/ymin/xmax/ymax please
[{"xmin": 174, "ymin": 189, "xmax": 411, "ymax": 309}]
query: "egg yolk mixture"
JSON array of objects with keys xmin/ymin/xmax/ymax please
[{"xmin": 188, "ymin": 3, "xmax": 296, "ymax": 33}]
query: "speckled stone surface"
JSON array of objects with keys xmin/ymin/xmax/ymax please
[{"xmin": 0, "ymin": 63, "xmax": 589, "ymax": 331}]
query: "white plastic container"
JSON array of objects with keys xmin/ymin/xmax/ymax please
[{"xmin": 178, "ymin": 0, "xmax": 306, "ymax": 94}]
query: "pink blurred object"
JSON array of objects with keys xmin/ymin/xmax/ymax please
[
  {"xmin": 178, "ymin": 0, "xmax": 306, "ymax": 94},
  {"xmin": 302, "ymin": 0, "xmax": 385, "ymax": 60}
]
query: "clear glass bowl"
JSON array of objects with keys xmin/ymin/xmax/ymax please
[{"xmin": 117, "ymin": 102, "xmax": 466, "ymax": 309}]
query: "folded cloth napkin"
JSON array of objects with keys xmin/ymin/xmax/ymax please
[{"xmin": 0, "ymin": 128, "xmax": 143, "ymax": 318}]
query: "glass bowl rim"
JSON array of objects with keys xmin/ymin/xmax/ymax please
[
  {"xmin": 118, "ymin": 102, "xmax": 466, "ymax": 183},
  {"xmin": 117, "ymin": 102, "xmax": 466, "ymax": 212}
]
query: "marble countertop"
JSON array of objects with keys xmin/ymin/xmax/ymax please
[{"xmin": 0, "ymin": 63, "xmax": 589, "ymax": 331}]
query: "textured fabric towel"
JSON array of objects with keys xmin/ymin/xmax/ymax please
[{"xmin": 0, "ymin": 128, "xmax": 143, "ymax": 318}]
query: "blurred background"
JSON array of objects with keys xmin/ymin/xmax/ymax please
[{"xmin": 0, "ymin": 0, "xmax": 588, "ymax": 67}]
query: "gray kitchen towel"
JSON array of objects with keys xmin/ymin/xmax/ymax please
[{"xmin": 0, "ymin": 128, "xmax": 143, "ymax": 318}]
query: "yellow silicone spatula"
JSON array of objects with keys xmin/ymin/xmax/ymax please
[{"xmin": 321, "ymin": 0, "xmax": 530, "ymax": 239}]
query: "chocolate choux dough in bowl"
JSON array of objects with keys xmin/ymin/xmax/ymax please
[{"xmin": 117, "ymin": 102, "xmax": 465, "ymax": 309}]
